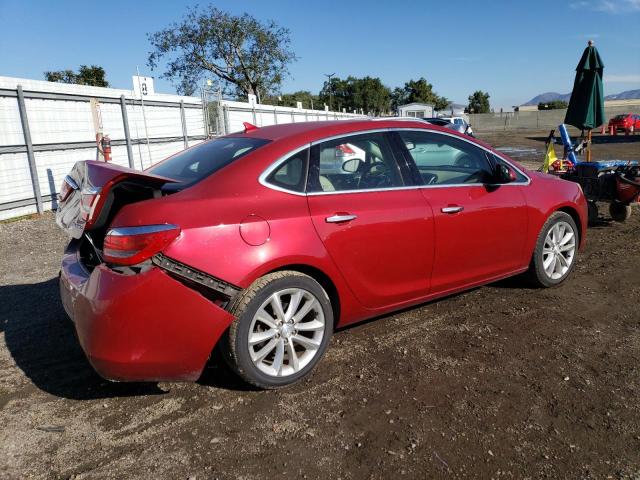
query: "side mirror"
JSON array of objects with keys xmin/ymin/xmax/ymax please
[
  {"xmin": 494, "ymin": 164, "xmax": 517, "ymax": 184},
  {"xmin": 342, "ymin": 158, "xmax": 362, "ymax": 173}
]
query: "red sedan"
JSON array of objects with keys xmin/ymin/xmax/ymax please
[
  {"xmin": 608, "ymin": 113, "xmax": 640, "ymax": 132},
  {"xmin": 57, "ymin": 119, "xmax": 587, "ymax": 388}
]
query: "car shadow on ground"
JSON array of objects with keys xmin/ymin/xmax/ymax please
[
  {"xmin": 197, "ymin": 349, "xmax": 260, "ymax": 392},
  {"xmin": 0, "ymin": 278, "xmax": 166, "ymax": 400}
]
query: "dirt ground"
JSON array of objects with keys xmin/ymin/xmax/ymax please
[{"xmin": 1, "ymin": 131, "xmax": 639, "ymax": 479}]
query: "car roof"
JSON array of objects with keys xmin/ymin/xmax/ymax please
[
  {"xmin": 216, "ymin": 118, "xmax": 512, "ymax": 177},
  {"xmin": 233, "ymin": 118, "xmax": 454, "ymax": 143}
]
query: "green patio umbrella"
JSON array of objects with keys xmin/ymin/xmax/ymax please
[{"xmin": 564, "ymin": 40, "xmax": 605, "ymax": 131}]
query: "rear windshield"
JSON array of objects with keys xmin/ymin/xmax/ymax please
[{"xmin": 148, "ymin": 137, "xmax": 270, "ymax": 184}]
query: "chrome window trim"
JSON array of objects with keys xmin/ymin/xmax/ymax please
[{"xmin": 258, "ymin": 127, "xmax": 531, "ymax": 196}]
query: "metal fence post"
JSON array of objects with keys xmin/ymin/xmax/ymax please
[
  {"xmin": 201, "ymin": 88, "xmax": 210, "ymax": 138},
  {"xmin": 120, "ymin": 95, "xmax": 135, "ymax": 169},
  {"xmin": 180, "ymin": 100, "xmax": 188, "ymax": 149},
  {"xmin": 223, "ymin": 105, "xmax": 230, "ymax": 135},
  {"xmin": 273, "ymin": 108, "xmax": 278, "ymax": 125},
  {"xmin": 16, "ymin": 85, "xmax": 43, "ymax": 214}
]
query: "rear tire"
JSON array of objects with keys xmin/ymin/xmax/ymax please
[
  {"xmin": 220, "ymin": 271, "xmax": 333, "ymax": 389},
  {"xmin": 527, "ymin": 211, "xmax": 579, "ymax": 288},
  {"xmin": 609, "ymin": 201, "xmax": 632, "ymax": 222}
]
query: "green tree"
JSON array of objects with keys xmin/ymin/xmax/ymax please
[
  {"xmin": 538, "ymin": 100, "xmax": 568, "ymax": 110},
  {"xmin": 147, "ymin": 5, "xmax": 296, "ymax": 97},
  {"xmin": 390, "ymin": 87, "xmax": 407, "ymax": 112},
  {"xmin": 44, "ymin": 65, "xmax": 109, "ymax": 87},
  {"xmin": 392, "ymin": 78, "xmax": 449, "ymax": 112},
  {"xmin": 467, "ymin": 90, "xmax": 490, "ymax": 113},
  {"xmin": 318, "ymin": 76, "xmax": 391, "ymax": 115},
  {"xmin": 262, "ymin": 90, "xmax": 322, "ymax": 109}
]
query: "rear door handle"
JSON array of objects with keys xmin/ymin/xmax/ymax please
[
  {"xmin": 326, "ymin": 214, "xmax": 357, "ymax": 223},
  {"xmin": 441, "ymin": 205, "xmax": 464, "ymax": 214}
]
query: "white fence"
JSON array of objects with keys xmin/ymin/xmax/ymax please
[
  {"xmin": 0, "ymin": 76, "xmax": 364, "ymax": 221},
  {"xmin": 216, "ymin": 99, "xmax": 364, "ymax": 135},
  {"xmin": 0, "ymin": 76, "xmax": 206, "ymax": 220}
]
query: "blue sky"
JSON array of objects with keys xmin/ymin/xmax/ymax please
[{"xmin": 1, "ymin": 0, "xmax": 639, "ymax": 109}]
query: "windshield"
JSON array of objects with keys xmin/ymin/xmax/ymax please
[{"xmin": 148, "ymin": 137, "xmax": 270, "ymax": 184}]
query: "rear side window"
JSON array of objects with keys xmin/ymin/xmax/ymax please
[
  {"xmin": 265, "ymin": 148, "xmax": 309, "ymax": 193},
  {"xmin": 148, "ymin": 137, "xmax": 270, "ymax": 184}
]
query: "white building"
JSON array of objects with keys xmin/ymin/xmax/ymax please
[
  {"xmin": 437, "ymin": 102, "xmax": 467, "ymax": 117},
  {"xmin": 397, "ymin": 102, "xmax": 433, "ymax": 118}
]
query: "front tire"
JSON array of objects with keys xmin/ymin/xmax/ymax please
[
  {"xmin": 221, "ymin": 271, "xmax": 333, "ymax": 389},
  {"xmin": 527, "ymin": 211, "xmax": 579, "ymax": 287}
]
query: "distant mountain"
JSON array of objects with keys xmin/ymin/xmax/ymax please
[
  {"xmin": 605, "ymin": 89, "xmax": 640, "ymax": 100},
  {"xmin": 523, "ymin": 89, "xmax": 640, "ymax": 105},
  {"xmin": 523, "ymin": 92, "xmax": 571, "ymax": 106}
]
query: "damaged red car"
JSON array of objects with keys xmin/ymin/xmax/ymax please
[{"xmin": 57, "ymin": 119, "xmax": 587, "ymax": 388}]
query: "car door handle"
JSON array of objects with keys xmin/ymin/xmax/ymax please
[
  {"xmin": 325, "ymin": 214, "xmax": 357, "ymax": 223},
  {"xmin": 441, "ymin": 205, "xmax": 464, "ymax": 214}
]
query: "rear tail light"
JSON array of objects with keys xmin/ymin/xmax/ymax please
[
  {"xmin": 58, "ymin": 175, "xmax": 78, "ymax": 202},
  {"xmin": 103, "ymin": 224, "xmax": 180, "ymax": 266},
  {"xmin": 57, "ymin": 176, "xmax": 103, "ymax": 226}
]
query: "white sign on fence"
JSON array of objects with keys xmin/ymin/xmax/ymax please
[{"xmin": 132, "ymin": 76, "xmax": 155, "ymax": 97}]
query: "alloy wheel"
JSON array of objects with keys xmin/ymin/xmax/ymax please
[
  {"xmin": 542, "ymin": 221, "xmax": 576, "ymax": 280},
  {"xmin": 247, "ymin": 288, "xmax": 325, "ymax": 377}
]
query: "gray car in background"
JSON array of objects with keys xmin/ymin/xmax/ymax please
[{"xmin": 383, "ymin": 117, "xmax": 474, "ymax": 137}]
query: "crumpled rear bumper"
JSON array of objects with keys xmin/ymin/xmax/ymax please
[{"xmin": 59, "ymin": 241, "xmax": 235, "ymax": 382}]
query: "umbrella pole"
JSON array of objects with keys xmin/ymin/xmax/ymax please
[{"xmin": 586, "ymin": 129, "xmax": 592, "ymax": 162}]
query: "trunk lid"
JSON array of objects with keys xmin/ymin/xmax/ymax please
[{"xmin": 56, "ymin": 160, "xmax": 177, "ymax": 239}]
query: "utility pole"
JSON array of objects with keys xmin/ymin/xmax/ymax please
[
  {"xmin": 136, "ymin": 66, "xmax": 152, "ymax": 168},
  {"xmin": 324, "ymin": 73, "xmax": 335, "ymax": 111}
]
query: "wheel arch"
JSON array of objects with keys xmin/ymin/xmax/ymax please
[
  {"xmin": 266, "ymin": 264, "xmax": 341, "ymax": 329},
  {"xmin": 557, "ymin": 205, "xmax": 583, "ymax": 244}
]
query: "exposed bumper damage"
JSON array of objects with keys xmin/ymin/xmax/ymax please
[{"xmin": 60, "ymin": 240, "xmax": 238, "ymax": 382}]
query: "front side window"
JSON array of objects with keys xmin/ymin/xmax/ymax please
[
  {"xmin": 397, "ymin": 130, "xmax": 493, "ymax": 185},
  {"xmin": 307, "ymin": 132, "xmax": 404, "ymax": 193},
  {"xmin": 148, "ymin": 137, "xmax": 270, "ymax": 184}
]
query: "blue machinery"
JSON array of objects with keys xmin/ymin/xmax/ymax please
[{"xmin": 555, "ymin": 123, "xmax": 637, "ymax": 169}]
